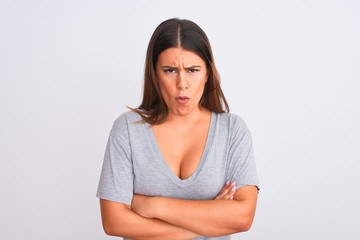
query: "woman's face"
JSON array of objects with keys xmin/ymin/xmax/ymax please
[{"xmin": 156, "ymin": 47, "xmax": 208, "ymax": 118}]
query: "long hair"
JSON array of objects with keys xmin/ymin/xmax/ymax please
[{"xmin": 131, "ymin": 18, "xmax": 229, "ymax": 124}]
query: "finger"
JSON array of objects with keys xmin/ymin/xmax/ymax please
[
  {"xmin": 215, "ymin": 181, "xmax": 235, "ymax": 200},
  {"xmin": 225, "ymin": 183, "xmax": 237, "ymax": 199},
  {"xmin": 221, "ymin": 182, "xmax": 237, "ymax": 200},
  {"xmin": 214, "ymin": 181, "xmax": 230, "ymax": 200}
]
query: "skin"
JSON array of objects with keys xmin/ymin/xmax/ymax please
[
  {"xmin": 152, "ymin": 47, "xmax": 211, "ymax": 179},
  {"xmin": 99, "ymin": 47, "xmax": 258, "ymax": 239},
  {"xmin": 131, "ymin": 185, "xmax": 258, "ymax": 237},
  {"xmin": 100, "ymin": 182, "xmax": 237, "ymax": 239},
  {"xmin": 156, "ymin": 47, "xmax": 209, "ymax": 119}
]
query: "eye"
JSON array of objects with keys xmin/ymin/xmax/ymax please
[
  {"xmin": 187, "ymin": 68, "xmax": 199, "ymax": 73},
  {"xmin": 164, "ymin": 68, "xmax": 176, "ymax": 73}
]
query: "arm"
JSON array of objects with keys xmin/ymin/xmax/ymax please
[
  {"xmin": 100, "ymin": 200, "xmax": 198, "ymax": 240},
  {"xmin": 100, "ymin": 182, "xmax": 237, "ymax": 239},
  {"xmin": 132, "ymin": 185, "xmax": 258, "ymax": 238}
]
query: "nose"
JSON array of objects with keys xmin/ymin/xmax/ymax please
[{"xmin": 176, "ymin": 71, "xmax": 188, "ymax": 90}]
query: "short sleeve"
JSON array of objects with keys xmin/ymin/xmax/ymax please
[
  {"xmin": 226, "ymin": 116, "xmax": 260, "ymax": 191},
  {"xmin": 96, "ymin": 116, "xmax": 134, "ymax": 205}
]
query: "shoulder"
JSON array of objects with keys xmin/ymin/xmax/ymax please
[
  {"xmin": 110, "ymin": 111, "xmax": 144, "ymax": 139},
  {"xmin": 113, "ymin": 111, "xmax": 143, "ymax": 124},
  {"xmin": 215, "ymin": 112, "xmax": 250, "ymax": 133}
]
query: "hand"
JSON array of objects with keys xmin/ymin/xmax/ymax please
[
  {"xmin": 214, "ymin": 181, "xmax": 236, "ymax": 200},
  {"xmin": 131, "ymin": 194, "xmax": 155, "ymax": 218},
  {"xmin": 132, "ymin": 181, "xmax": 236, "ymax": 218}
]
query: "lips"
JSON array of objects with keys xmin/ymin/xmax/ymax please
[{"xmin": 175, "ymin": 96, "xmax": 190, "ymax": 104}]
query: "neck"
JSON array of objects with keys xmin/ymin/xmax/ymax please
[{"xmin": 166, "ymin": 107, "xmax": 210, "ymax": 124}]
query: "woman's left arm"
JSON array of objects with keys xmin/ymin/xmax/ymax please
[{"xmin": 132, "ymin": 185, "xmax": 258, "ymax": 238}]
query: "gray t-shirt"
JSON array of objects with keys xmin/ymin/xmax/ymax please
[{"xmin": 97, "ymin": 111, "xmax": 259, "ymax": 240}]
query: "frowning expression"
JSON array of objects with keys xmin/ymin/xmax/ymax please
[{"xmin": 156, "ymin": 47, "xmax": 208, "ymax": 117}]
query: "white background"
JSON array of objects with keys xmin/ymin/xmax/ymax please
[{"xmin": 1, "ymin": 0, "xmax": 359, "ymax": 239}]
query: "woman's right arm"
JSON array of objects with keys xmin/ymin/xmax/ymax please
[
  {"xmin": 100, "ymin": 199, "xmax": 198, "ymax": 240},
  {"xmin": 100, "ymin": 182, "xmax": 236, "ymax": 239}
]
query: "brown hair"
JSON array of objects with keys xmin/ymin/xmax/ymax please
[{"xmin": 131, "ymin": 18, "xmax": 229, "ymax": 124}]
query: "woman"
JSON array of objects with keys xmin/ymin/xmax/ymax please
[{"xmin": 97, "ymin": 18, "xmax": 259, "ymax": 239}]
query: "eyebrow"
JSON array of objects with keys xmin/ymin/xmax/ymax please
[{"xmin": 161, "ymin": 65, "xmax": 202, "ymax": 69}]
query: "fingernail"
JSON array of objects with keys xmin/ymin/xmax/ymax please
[
  {"xmin": 231, "ymin": 185, "xmax": 236, "ymax": 192},
  {"xmin": 231, "ymin": 182, "xmax": 236, "ymax": 186},
  {"xmin": 226, "ymin": 180, "xmax": 230, "ymax": 185},
  {"xmin": 230, "ymin": 196, "xmax": 234, "ymax": 200}
]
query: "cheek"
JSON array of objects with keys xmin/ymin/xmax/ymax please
[
  {"xmin": 158, "ymin": 81, "xmax": 174, "ymax": 98},
  {"xmin": 195, "ymin": 77, "xmax": 208, "ymax": 93}
]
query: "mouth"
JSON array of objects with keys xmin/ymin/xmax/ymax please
[{"xmin": 175, "ymin": 96, "xmax": 190, "ymax": 104}]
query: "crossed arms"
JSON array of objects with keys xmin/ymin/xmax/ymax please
[{"xmin": 99, "ymin": 182, "xmax": 258, "ymax": 239}]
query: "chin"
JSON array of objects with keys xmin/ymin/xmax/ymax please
[
  {"xmin": 171, "ymin": 107, "xmax": 198, "ymax": 117},
  {"xmin": 173, "ymin": 110, "xmax": 191, "ymax": 116}
]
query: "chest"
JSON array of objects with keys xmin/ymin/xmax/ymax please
[
  {"xmin": 152, "ymin": 123, "xmax": 209, "ymax": 180},
  {"xmin": 132, "ymin": 143, "xmax": 228, "ymax": 200},
  {"xmin": 129, "ymin": 113, "xmax": 230, "ymax": 199}
]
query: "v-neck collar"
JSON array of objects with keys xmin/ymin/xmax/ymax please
[{"xmin": 146, "ymin": 112, "xmax": 216, "ymax": 187}]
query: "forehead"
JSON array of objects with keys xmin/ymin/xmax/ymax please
[{"xmin": 157, "ymin": 48, "xmax": 205, "ymax": 66}]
